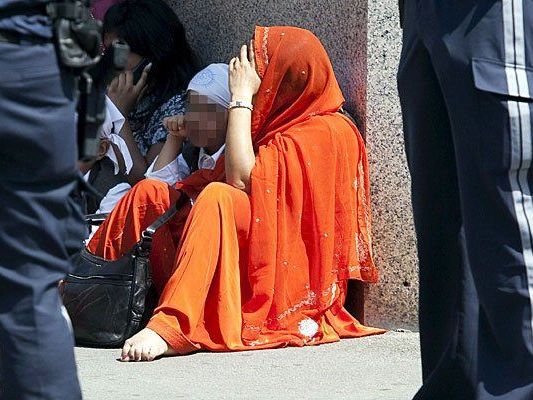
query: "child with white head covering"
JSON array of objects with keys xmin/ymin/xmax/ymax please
[
  {"xmin": 145, "ymin": 63, "xmax": 231, "ymax": 186},
  {"xmin": 186, "ymin": 63, "xmax": 231, "ymax": 109}
]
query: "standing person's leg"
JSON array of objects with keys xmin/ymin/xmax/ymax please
[
  {"xmin": 397, "ymin": 1, "xmax": 478, "ymax": 398},
  {"xmin": 421, "ymin": 0, "xmax": 533, "ymax": 398},
  {"xmin": 0, "ymin": 42, "xmax": 84, "ymax": 399}
]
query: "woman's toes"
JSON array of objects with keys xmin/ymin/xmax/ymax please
[
  {"xmin": 119, "ymin": 328, "xmax": 173, "ymax": 362},
  {"xmin": 134, "ymin": 346, "xmax": 142, "ymax": 362},
  {"xmin": 121, "ymin": 340, "xmax": 132, "ymax": 361},
  {"xmin": 127, "ymin": 341, "xmax": 138, "ymax": 361},
  {"xmin": 141, "ymin": 347, "xmax": 153, "ymax": 362}
]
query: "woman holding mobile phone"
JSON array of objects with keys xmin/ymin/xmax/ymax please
[{"xmin": 103, "ymin": 0, "xmax": 199, "ymax": 185}]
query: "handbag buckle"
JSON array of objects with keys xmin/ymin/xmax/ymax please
[{"xmin": 138, "ymin": 231, "xmax": 153, "ymax": 253}]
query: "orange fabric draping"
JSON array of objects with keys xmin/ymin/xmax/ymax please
[
  {"xmin": 88, "ymin": 25, "xmax": 383, "ymax": 354},
  {"xmin": 239, "ymin": 26, "xmax": 379, "ymax": 343}
]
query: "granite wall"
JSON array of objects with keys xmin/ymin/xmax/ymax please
[
  {"xmin": 365, "ymin": 1, "xmax": 418, "ymax": 330},
  {"xmin": 167, "ymin": 0, "xmax": 419, "ymax": 330}
]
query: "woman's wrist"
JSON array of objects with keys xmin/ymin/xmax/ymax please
[{"xmin": 231, "ymin": 92, "xmax": 254, "ymax": 103}]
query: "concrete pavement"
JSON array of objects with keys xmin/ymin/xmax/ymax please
[{"xmin": 76, "ymin": 331, "xmax": 421, "ymax": 400}]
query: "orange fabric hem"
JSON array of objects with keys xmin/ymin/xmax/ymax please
[
  {"xmin": 341, "ymin": 326, "xmax": 388, "ymax": 338},
  {"xmin": 147, "ymin": 318, "xmax": 200, "ymax": 355}
]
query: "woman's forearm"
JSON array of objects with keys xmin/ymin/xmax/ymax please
[
  {"xmin": 153, "ymin": 135, "xmax": 184, "ymax": 171},
  {"xmin": 119, "ymin": 120, "xmax": 148, "ymax": 184},
  {"xmin": 227, "ymin": 42, "xmax": 262, "ymax": 192},
  {"xmin": 225, "ymin": 102, "xmax": 256, "ymax": 192}
]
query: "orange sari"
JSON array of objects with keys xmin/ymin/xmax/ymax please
[{"xmin": 88, "ymin": 26, "xmax": 384, "ymax": 354}]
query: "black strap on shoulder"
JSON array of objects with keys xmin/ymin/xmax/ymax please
[{"xmin": 138, "ymin": 190, "xmax": 190, "ymax": 252}]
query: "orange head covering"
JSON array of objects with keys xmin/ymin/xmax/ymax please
[{"xmin": 251, "ymin": 26, "xmax": 344, "ymax": 145}]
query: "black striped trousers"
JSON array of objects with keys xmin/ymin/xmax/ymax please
[{"xmin": 398, "ymin": 1, "xmax": 533, "ymax": 399}]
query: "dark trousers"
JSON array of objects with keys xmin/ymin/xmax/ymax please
[
  {"xmin": 0, "ymin": 41, "xmax": 84, "ymax": 399},
  {"xmin": 398, "ymin": 1, "xmax": 533, "ymax": 399}
]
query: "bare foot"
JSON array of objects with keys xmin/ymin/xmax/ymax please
[{"xmin": 121, "ymin": 328, "xmax": 178, "ymax": 362}]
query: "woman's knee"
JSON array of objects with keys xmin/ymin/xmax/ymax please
[
  {"xmin": 130, "ymin": 179, "xmax": 172, "ymax": 204},
  {"xmin": 196, "ymin": 183, "xmax": 251, "ymax": 235},
  {"xmin": 197, "ymin": 182, "xmax": 237, "ymax": 204}
]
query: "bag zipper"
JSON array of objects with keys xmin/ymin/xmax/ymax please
[{"xmin": 67, "ymin": 274, "xmax": 132, "ymax": 284}]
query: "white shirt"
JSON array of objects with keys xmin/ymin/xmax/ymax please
[
  {"xmin": 82, "ymin": 172, "xmax": 132, "ymax": 215},
  {"xmin": 145, "ymin": 144, "xmax": 225, "ymax": 186},
  {"xmin": 97, "ymin": 183, "xmax": 132, "ymax": 213}
]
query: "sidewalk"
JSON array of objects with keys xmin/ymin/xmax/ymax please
[{"xmin": 76, "ymin": 331, "xmax": 421, "ymax": 400}]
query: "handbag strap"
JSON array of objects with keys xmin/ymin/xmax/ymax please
[
  {"xmin": 85, "ymin": 212, "xmax": 109, "ymax": 225},
  {"xmin": 138, "ymin": 190, "xmax": 191, "ymax": 253}
]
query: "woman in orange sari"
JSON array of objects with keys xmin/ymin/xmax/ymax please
[{"xmin": 88, "ymin": 26, "xmax": 383, "ymax": 362}]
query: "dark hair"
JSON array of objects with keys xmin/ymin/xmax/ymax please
[{"xmin": 103, "ymin": 0, "xmax": 199, "ymax": 106}]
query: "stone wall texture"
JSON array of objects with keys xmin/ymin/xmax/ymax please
[
  {"xmin": 365, "ymin": 0, "xmax": 418, "ymax": 330},
  {"xmin": 167, "ymin": 0, "xmax": 419, "ymax": 330}
]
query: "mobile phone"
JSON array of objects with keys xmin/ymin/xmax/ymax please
[{"xmin": 132, "ymin": 58, "xmax": 151, "ymax": 85}]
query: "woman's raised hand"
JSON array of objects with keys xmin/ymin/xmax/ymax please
[
  {"xmin": 163, "ymin": 115, "xmax": 187, "ymax": 139},
  {"xmin": 108, "ymin": 63, "xmax": 151, "ymax": 116},
  {"xmin": 229, "ymin": 41, "xmax": 261, "ymax": 101}
]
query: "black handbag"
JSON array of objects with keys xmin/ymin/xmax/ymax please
[{"xmin": 61, "ymin": 192, "xmax": 188, "ymax": 348}]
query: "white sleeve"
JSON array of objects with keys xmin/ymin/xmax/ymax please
[
  {"xmin": 145, "ymin": 154, "xmax": 191, "ymax": 186},
  {"xmin": 96, "ymin": 183, "xmax": 132, "ymax": 214}
]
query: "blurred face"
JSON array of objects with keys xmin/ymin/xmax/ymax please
[
  {"xmin": 103, "ymin": 32, "xmax": 143, "ymax": 71},
  {"xmin": 184, "ymin": 91, "xmax": 228, "ymax": 149}
]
